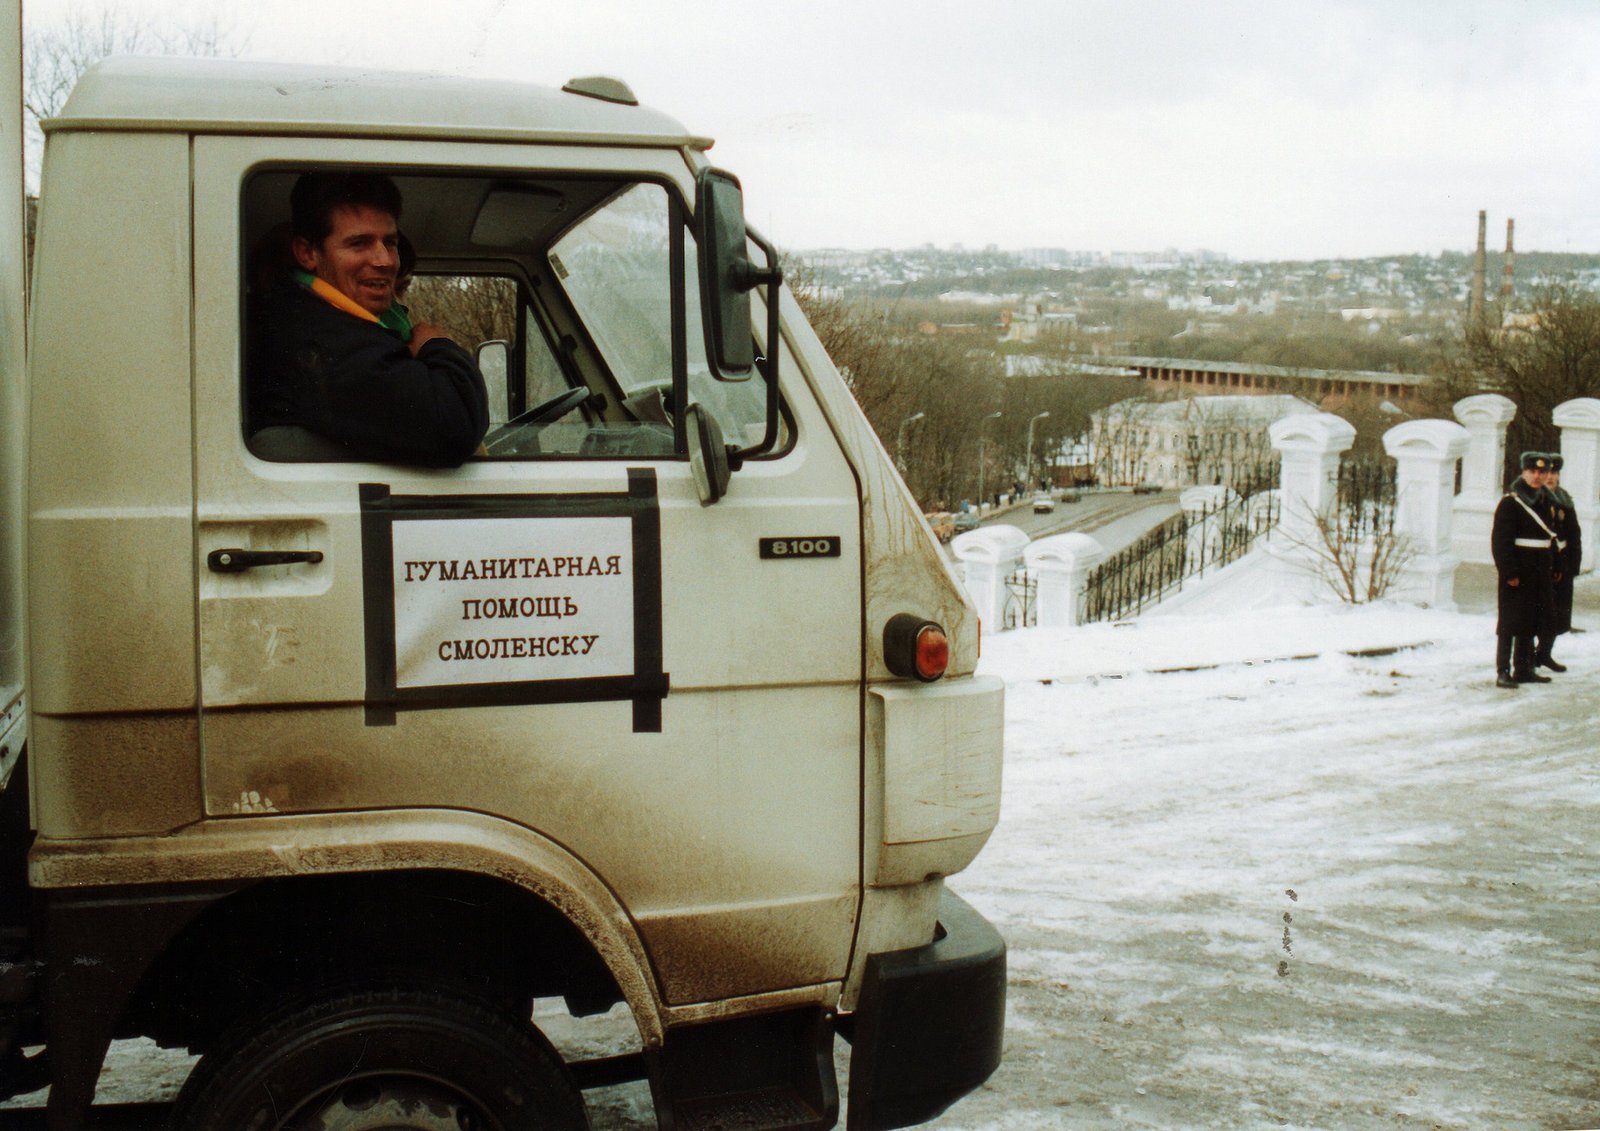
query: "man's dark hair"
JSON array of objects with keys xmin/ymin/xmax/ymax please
[{"xmin": 290, "ymin": 172, "xmax": 403, "ymax": 245}]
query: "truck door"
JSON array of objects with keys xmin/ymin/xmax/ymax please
[{"xmin": 190, "ymin": 137, "xmax": 865, "ymax": 1005}]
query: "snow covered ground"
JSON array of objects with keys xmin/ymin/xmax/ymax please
[
  {"xmin": 11, "ymin": 573, "xmax": 1600, "ymax": 1130},
  {"xmin": 940, "ymin": 584, "xmax": 1600, "ymax": 1131}
]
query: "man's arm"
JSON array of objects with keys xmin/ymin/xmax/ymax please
[
  {"xmin": 1489, "ymin": 495, "xmax": 1515, "ymax": 575},
  {"xmin": 293, "ymin": 304, "xmax": 489, "ymax": 467},
  {"xmin": 408, "ymin": 322, "xmax": 453, "ymax": 356}
]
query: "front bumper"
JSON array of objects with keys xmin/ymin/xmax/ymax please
[{"xmin": 844, "ymin": 889, "xmax": 1006, "ymax": 1130}]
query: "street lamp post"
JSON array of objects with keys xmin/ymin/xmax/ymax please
[
  {"xmin": 977, "ymin": 411, "xmax": 1001, "ymax": 513},
  {"xmin": 896, "ymin": 411, "xmax": 926, "ymax": 475},
  {"xmin": 1026, "ymin": 410, "xmax": 1050, "ymax": 491}
]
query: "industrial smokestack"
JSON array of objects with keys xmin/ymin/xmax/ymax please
[
  {"xmin": 1501, "ymin": 218, "xmax": 1515, "ymax": 305},
  {"xmin": 1471, "ymin": 210, "xmax": 1487, "ymax": 327}
]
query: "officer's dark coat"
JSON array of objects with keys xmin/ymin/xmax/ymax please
[
  {"xmin": 1545, "ymin": 484, "xmax": 1582, "ymax": 637},
  {"xmin": 1491, "ymin": 477, "xmax": 1556, "ymax": 637}
]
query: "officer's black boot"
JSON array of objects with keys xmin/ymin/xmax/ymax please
[
  {"xmin": 1535, "ymin": 636, "xmax": 1567, "ymax": 672},
  {"xmin": 1496, "ymin": 636, "xmax": 1518, "ymax": 688},
  {"xmin": 1514, "ymin": 638, "xmax": 1551, "ymax": 683}
]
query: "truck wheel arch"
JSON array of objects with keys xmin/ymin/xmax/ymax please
[{"xmin": 34, "ymin": 810, "xmax": 669, "ymax": 1061}]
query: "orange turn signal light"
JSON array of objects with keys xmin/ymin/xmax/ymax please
[{"xmin": 884, "ymin": 613, "xmax": 948, "ymax": 682}]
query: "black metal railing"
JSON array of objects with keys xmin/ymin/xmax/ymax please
[
  {"xmin": 1083, "ymin": 511, "xmax": 1190, "ymax": 622},
  {"xmin": 1334, "ymin": 456, "xmax": 1398, "ymax": 538},
  {"xmin": 1082, "ymin": 462, "xmax": 1282, "ymax": 623},
  {"xmin": 1002, "ymin": 569, "xmax": 1037, "ymax": 629}
]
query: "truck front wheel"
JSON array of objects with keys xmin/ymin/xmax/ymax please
[{"xmin": 169, "ymin": 985, "xmax": 589, "ymax": 1131}]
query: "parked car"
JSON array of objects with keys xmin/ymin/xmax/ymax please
[
  {"xmin": 1061, "ymin": 490, "xmax": 1081, "ymax": 503},
  {"xmin": 953, "ymin": 508, "xmax": 982, "ymax": 534},
  {"xmin": 1132, "ymin": 483, "xmax": 1164, "ymax": 495},
  {"xmin": 1031, "ymin": 491, "xmax": 1056, "ymax": 514}
]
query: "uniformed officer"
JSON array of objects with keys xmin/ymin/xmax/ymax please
[
  {"xmin": 1536, "ymin": 452, "xmax": 1582, "ymax": 672},
  {"xmin": 1490, "ymin": 451, "xmax": 1558, "ymax": 688}
]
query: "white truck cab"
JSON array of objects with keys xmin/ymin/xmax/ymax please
[{"xmin": 0, "ymin": 54, "xmax": 1004, "ymax": 1131}]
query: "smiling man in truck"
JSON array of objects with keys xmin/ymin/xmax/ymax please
[{"xmin": 249, "ymin": 171, "xmax": 490, "ymax": 467}]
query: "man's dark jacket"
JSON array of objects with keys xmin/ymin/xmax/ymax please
[
  {"xmin": 1490, "ymin": 477, "xmax": 1555, "ymax": 637},
  {"xmin": 250, "ymin": 279, "xmax": 489, "ymax": 467}
]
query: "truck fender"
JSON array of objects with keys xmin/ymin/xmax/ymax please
[{"xmin": 29, "ymin": 807, "xmax": 669, "ymax": 1045}]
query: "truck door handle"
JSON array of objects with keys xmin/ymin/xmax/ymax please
[{"xmin": 207, "ymin": 548, "xmax": 325, "ymax": 573}]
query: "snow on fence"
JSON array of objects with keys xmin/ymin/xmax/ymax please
[{"xmin": 966, "ymin": 396, "xmax": 1600, "ymax": 628}]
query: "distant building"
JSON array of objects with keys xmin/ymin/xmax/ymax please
[
  {"xmin": 1340, "ymin": 307, "xmax": 1404, "ymax": 322},
  {"xmin": 917, "ymin": 320, "xmax": 992, "ymax": 337},
  {"xmin": 1090, "ymin": 394, "xmax": 1315, "ymax": 489},
  {"xmin": 999, "ymin": 302, "xmax": 1077, "ymax": 343},
  {"xmin": 937, "ymin": 289, "xmax": 1013, "ymax": 306},
  {"xmin": 1003, "ymin": 354, "xmax": 1137, "ymax": 380},
  {"xmin": 1106, "ymin": 356, "xmax": 1428, "ymax": 404}
]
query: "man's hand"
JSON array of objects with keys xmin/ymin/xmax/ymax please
[
  {"xmin": 407, "ymin": 322, "xmax": 454, "ymax": 356},
  {"xmin": 1507, "ymin": 577, "xmax": 1520, "ymax": 587}
]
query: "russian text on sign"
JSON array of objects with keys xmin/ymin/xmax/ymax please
[{"xmin": 403, "ymin": 556, "xmax": 623, "ymax": 582}]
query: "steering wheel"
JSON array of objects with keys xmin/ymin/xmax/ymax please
[{"xmin": 507, "ymin": 386, "xmax": 591, "ymax": 428}]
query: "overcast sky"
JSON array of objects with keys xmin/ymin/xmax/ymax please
[{"xmin": 24, "ymin": 0, "xmax": 1600, "ymax": 260}]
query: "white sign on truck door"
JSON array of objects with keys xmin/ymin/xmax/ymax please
[{"xmin": 359, "ymin": 474, "xmax": 667, "ymax": 730}]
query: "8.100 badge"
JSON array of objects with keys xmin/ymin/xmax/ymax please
[{"xmin": 759, "ymin": 536, "xmax": 841, "ymax": 560}]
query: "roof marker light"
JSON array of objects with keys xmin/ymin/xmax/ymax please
[{"xmin": 562, "ymin": 76, "xmax": 639, "ymax": 106}]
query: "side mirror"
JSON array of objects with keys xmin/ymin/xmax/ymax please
[
  {"xmin": 476, "ymin": 340, "xmax": 509, "ymax": 386},
  {"xmin": 686, "ymin": 403, "xmax": 731, "ymax": 506},
  {"xmin": 696, "ymin": 168, "xmax": 781, "ymax": 382}
]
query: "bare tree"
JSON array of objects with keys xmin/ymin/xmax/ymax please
[
  {"xmin": 998, "ymin": 361, "xmax": 1143, "ymax": 490},
  {"xmin": 1090, "ymin": 397, "xmax": 1147, "ymax": 487},
  {"xmin": 1434, "ymin": 281, "xmax": 1600, "ymax": 481},
  {"xmin": 785, "ymin": 257, "xmax": 938, "ymax": 424},
  {"xmin": 787, "ymin": 258, "xmax": 1000, "ymax": 509},
  {"xmin": 1278, "ymin": 498, "xmax": 1416, "ymax": 604},
  {"xmin": 403, "ymin": 276, "xmax": 516, "ymax": 356},
  {"xmin": 23, "ymin": 5, "xmax": 243, "ymax": 185}
]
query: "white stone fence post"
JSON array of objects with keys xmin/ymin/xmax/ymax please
[
  {"xmin": 1267, "ymin": 414, "xmax": 1356, "ymax": 593},
  {"xmin": 1382, "ymin": 419, "xmax": 1469, "ymax": 608},
  {"xmin": 1451, "ymin": 394, "xmax": 1516, "ymax": 565},
  {"xmin": 1024, "ymin": 533, "xmax": 1105, "ymax": 628},
  {"xmin": 1553, "ymin": 397, "xmax": 1600, "ymax": 573},
  {"xmin": 950, "ymin": 525, "xmax": 1029, "ymax": 630}
]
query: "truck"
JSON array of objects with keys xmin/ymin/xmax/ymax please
[{"xmin": 0, "ymin": 19, "xmax": 1006, "ymax": 1131}]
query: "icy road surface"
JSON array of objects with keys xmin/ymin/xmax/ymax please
[{"xmin": 10, "ymin": 574, "xmax": 1600, "ymax": 1130}]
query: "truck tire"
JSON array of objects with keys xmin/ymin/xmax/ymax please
[{"xmin": 168, "ymin": 985, "xmax": 589, "ymax": 1131}]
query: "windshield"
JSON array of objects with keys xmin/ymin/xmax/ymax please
[{"xmin": 550, "ymin": 182, "xmax": 772, "ymax": 450}]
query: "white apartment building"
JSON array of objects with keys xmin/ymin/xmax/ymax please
[{"xmin": 1091, "ymin": 394, "xmax": 1315, "ymax": 488}]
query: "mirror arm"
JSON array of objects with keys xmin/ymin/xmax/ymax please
[
  {"xmin": 669, "ymin": 192, "xmax": 690, "ymax": 457},
  {"xmin": 732, "ymin": 258, "xmax": 783, "ymax": 294},
  {"xmin": 735, "ymin": 225, "xmax": 783, "ymax": 460}
]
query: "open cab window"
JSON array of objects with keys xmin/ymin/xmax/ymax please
[{"xmin": 242, "ymin": 170, "xmax": 783, "ymax": 465}]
